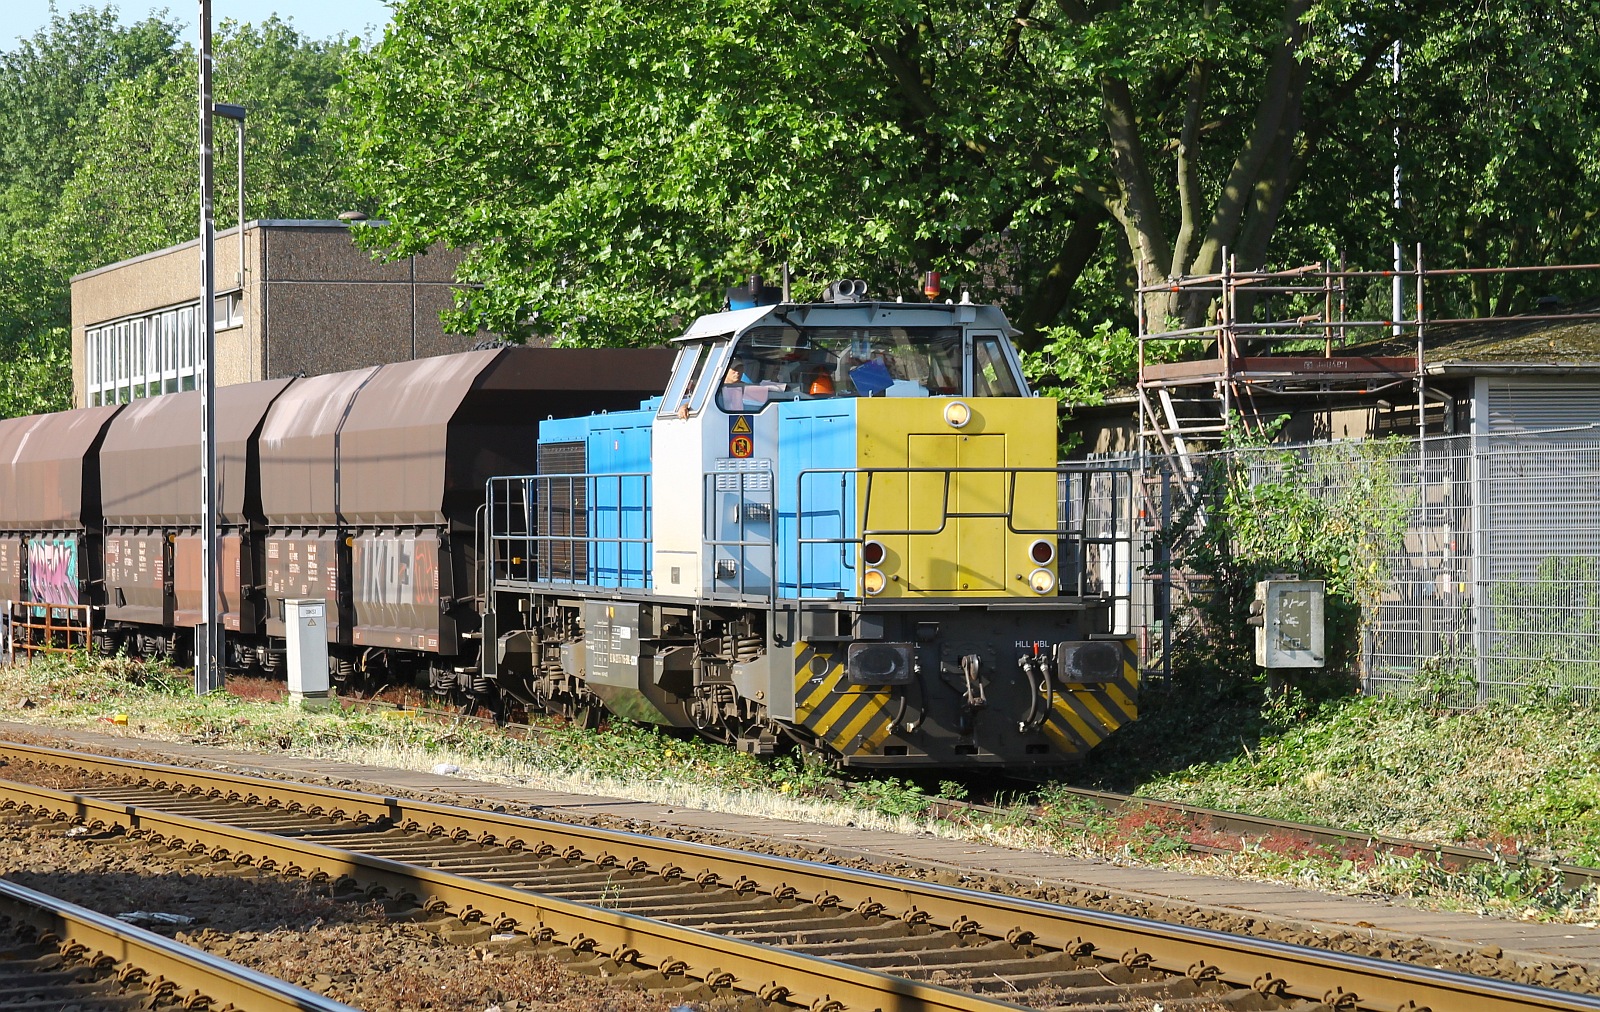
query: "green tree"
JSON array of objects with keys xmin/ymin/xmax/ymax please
[
  {"xmin": 343, "ymin": 0, "xmax": 1600, "ymax": 366},
  {"xmin": 342, "ymin": 0, "xmax": 1113, "ymax": 345},
  {"xmin": 337, "ymin": 0, "xmax": 1433, "ymax": 346},
  {"xmin": 41, "ymin": 17, "xmax": 356, "ymax": 277},
  {"xmin": 0, "ymin": 7, "xmax": 179, "ymax": 206},
  {"xmin": 1396, "ymin": 2, "xmax": 1600, "ymax": 316},
  {"xmin": 0, "ymin": 7, "xmax": 180, "ymax": 417},
  {"xmin": 0, "ymin": 15, "xmax": 356, "ymax": 419}
]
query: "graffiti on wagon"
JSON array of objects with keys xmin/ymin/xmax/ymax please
[{"xmin": 27, "ymin": 537, "xmax": 78, "ymax": 606}]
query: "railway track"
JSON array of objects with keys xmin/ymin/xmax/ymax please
[
  {"xmin": 349, "ymin": 695, "xmax": 1600, "ymax": 891},
  {"xmin": 1, "ymin": 740, "xmax": 1597, "ymax": 1012},
  {"xmin": 0, "ymin": 872, "xmax": 356, "ymax": 1011}
]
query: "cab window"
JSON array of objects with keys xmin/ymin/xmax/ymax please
[
  {"xmin": 657, "ymin": 344, "xmax": 704, "ymax": 417},
  {"xmin": 657, "ymin": 339, "xmax": 728, "ymax": 417},
  {"xmin": 688, "ymin": 341, "xmax": 727, "ymax": 412},
  {"xmin": 973, "ymin": 335, "xmax": 1024, "ymax": 397},
  {"xmin": 718, "ymin": 326, "xmax": 965, "ymax": 412}
]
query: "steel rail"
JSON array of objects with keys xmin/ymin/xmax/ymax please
[
  {"xmin": 0, "ymin": 876, "xmax": 358, "ymax": 1012},
  {"xmin": 0, "ymin": 775, "xmax": 1028, "ymax": 1012},
  {"xmin": 4, "ymin": 741, "xmax": 1600, "ymax": 1012}
]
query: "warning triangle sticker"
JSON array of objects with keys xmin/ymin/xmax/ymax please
[{"xmin": 730, "ymin": 415, "xmax": 753, "ymax": 433}]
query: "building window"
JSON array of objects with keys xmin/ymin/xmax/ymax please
[
  {"xmin": 216, "ymin": 292, "xmax": 243, "ymax": 331},
  {"xmin": 84, "ymin": 293, "xmax": 240, "ymax": 405}
]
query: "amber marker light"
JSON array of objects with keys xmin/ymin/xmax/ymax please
[
  {"xmin": 1028, "ymin": 568, "xmax": 1056, "ymax": 594},
  {"xmin": 943, "ymin": 400, "xmax": 971, "ymax": 428},
  {"xmin": 863, "ymin": 569, "xmax": 887, "ymax": 595}
]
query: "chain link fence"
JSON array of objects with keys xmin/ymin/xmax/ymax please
[{"xmin": 1150, "ymin": 429, "xmax": 1600, "ymax": 701}]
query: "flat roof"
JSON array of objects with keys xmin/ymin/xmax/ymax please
[{"xmin": 70, "ymin": 219, "xmax": 378, "ymax": 284}]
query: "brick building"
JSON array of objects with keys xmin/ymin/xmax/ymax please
[{"xmin": 70, "ymin": 219, "xmax": 482, "ymax": 407}]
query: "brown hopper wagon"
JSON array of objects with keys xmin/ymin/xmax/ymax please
[
  {"xmin": 0, "ymin": 405, "xmax": 123, "ymax": 647},
  {"xmin": 3, "ymin": 347, "xmax": 670, "ymax": 683}
]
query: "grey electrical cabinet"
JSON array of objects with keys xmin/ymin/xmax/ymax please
[
  {"xmin": 285, "ymin": 597, "xmax": 332, "ymax": 705},
  {"xmin": 1253, "ymin": 580, "xmax": 1326, "ymax": 668}
]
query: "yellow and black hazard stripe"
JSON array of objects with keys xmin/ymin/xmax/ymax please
[
  {"xmin": 791, "ymin": 641, "xmax": 898, "ymax": 757},
  {"xmin": 1039, "ymin": 638, "xmax": 1140, "ymax": 757}
]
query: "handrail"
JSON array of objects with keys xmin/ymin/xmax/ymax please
[
  {"xmin": 791, "ymin": 464, "xmax": 1136, "ymax": 604},
  {"xmin": 485, "ymin": 464, "xmax": 1138, "ymax": 615},
  {"xmin": 487, "ymin": 472, "xmax": 651, "ymax": 592}
]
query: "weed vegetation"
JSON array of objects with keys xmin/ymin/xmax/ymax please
[
  {"xmin": 5, "ymin": 651, "xmax": 1599, "ymax": 923},
  {"xmin": 1074, "ymin": 675, "xmax": 1600, "ymax": 921}
]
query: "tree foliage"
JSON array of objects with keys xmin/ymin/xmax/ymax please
[
  {"xmin": 343, "ymin": 0, "xmax": 1600, "ymax": 359},
  {"xmin": 0, "ymin": 11, "xmax": 354, "ymax": 419},
  {"xmin": 1397, "ymin": 2, "xmax": 1600, "ymax": 316},
  {"xmin": 0, "ymin": 7, "xmax": 180, "ymax": 416},
  {"xmin": 344, "ymin": 0, "xmax": 1129, "ymax": 345},
  {"xmin": 41, "ymin": 18, "xmax": 355, "ymax": 282}
]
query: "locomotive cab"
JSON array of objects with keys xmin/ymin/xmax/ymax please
[{"xmin": 650, "ymin": 299, "xmax": 1039, "ymax": 603}]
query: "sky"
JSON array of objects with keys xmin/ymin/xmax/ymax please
[{"xmin": 1, "ymin": 0, "xmax": 394, "ymax": 48}]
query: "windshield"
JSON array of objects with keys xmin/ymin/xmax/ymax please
[{"xmin": 718, "ymin": 326, "xmax": 965, "ymax": 412}]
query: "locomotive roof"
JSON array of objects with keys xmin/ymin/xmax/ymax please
[{"xmin": 673, "ymin": 301, "xmax": 1020, "ymax": 342}]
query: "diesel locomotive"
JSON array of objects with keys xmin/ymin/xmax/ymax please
[{"xmin": 0, "ymin": 281, "xmax": 1139, "ymax": 769}]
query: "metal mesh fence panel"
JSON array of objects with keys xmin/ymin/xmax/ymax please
[{"xmin": 1154, "ymin": 430, "xmax": 1600, "ymax": 701}]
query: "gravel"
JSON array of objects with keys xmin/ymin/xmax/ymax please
[{"xmin": 0, "ymin": 813, "xmax": 726, "ymax": 1011}]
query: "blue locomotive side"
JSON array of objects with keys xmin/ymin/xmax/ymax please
[{"xmin": 536, "ymin": 403, "xmax": 656, "ymax": 590}]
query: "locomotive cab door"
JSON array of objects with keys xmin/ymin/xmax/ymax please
[{"xmin": 650, "ymin": 339, "xmax": 729, "ymax": 598}]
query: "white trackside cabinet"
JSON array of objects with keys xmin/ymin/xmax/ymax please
[{"xmin": 285, "ymin": 598, "xmax": 332, "ymax": 706}]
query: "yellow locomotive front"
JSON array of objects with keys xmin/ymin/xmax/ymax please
[{"xmin": 777, "ymin": 383, "xmax": 1140, "ymax": 767}]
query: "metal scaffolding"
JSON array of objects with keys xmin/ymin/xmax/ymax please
[
  {"xmin": 1133, "ymin": 255, "xmax": 1600, "ymax": 690},
  {"xmin": 1137, "ymin": 253, "xmax": 1600, "ymax": 472},
  {"xmin": 1136, "ymin": 250, "xmax": 1425, "ymax": 478}
]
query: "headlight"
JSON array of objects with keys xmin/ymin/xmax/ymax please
[
  {"xmin": 863, "ymin": 569, "xmax": 887, "ymax": 595},
  {"xmin": 943, "ymin": 400, "xmax": 971, "ymax": 428},
  {"xmin": 1028, "ymin": 568, "xmax": 1056, "ymax": 594}
]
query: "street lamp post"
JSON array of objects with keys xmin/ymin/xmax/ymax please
[
  {"xmin": 196, "ymin": 0, "xmax": 222, "ymax": 694},
  {"xmin": 213, "ymin": 103, "xmax": 246, "ymax": 289}
]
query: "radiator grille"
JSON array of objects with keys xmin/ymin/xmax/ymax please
[{"xmin": 536, "ymin": 441, "xmax": 588, "ymax": 582}]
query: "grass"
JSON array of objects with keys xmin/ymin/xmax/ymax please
[
  {"xmin": 6, "ymin": 650, "xmax": 1600, "ymax": 923},
  {"xmin": 1067, "ymin": 676, "xmax": 1600, "ymax": 921},
  {"xmin": 0, "ymin": 651, "xmax": 937, "ymax": 836}
]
